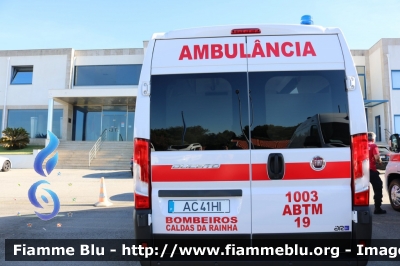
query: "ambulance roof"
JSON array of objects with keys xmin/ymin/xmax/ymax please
[{"xmin": 152, "ymin": 24, "xmax": 342, "ymax": 40}]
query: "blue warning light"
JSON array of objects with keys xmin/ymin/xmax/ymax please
[{"xmin": 301, "ymin": 15, "xmax": 313, "ymax": 25}]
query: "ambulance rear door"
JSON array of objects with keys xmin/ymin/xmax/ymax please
[
  {"xmin": 149, "ymin": 37, "xmax": 252, "ymax": 239},
  {"xmin": 246, "ymin": 35, "xmax": 353, "ymax": 243}
]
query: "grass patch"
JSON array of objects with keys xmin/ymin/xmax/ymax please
[{"xmin": 0, "ymin": 145, "xmax": 45, "ymax": 155}]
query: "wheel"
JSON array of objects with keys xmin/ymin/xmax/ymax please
[
  {"xmin": 389, "ymin": 179, "xmax": 400, "ymax": 212},
  {"xmin": 2, "ymin": 160, "xmax": 11, "ymax": 172}
]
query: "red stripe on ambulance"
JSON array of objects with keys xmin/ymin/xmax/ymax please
[
  {"xmin": 152, "ymin": 161, "xmax": 350, "ymax": 182},
  {"xmin": 152, "ymin": 164, "xmax": 249, "ymax": 182},
  {"xmin": 252, "ymin": 161, "xmax": 350, "ymax": 180}
]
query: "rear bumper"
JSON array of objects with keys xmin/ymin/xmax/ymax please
[
  {"xmin": 351, "ymin": 206, "xmax": 372, "ymax": 244},
  {"xmin": 134, "ymin": 208, "xmax": 153, "ymax": 243}
]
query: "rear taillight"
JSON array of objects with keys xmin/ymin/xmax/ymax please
[
  {"xmin": 134, "ymin": 138, "xmax": 151, "ymax": 209},
  {"xmin": 351, "ymin": 133, "xmax": 370, "ymax": 206}
]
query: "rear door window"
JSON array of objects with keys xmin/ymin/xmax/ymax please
[
  {"xmin": 249, "ymin": 70, "xmax": 350, "ymax": 149},
  {"xmin": 150, "ymin": 73, "xmax": 250, "ymax": 151}
]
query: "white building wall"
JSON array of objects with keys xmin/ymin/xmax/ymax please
[
  {"xmin": 369, "ymin": 48, "xmax": 384, "ymax": 100},
  {"xmin": 75, "ymin": 54, "xmax": 143, "ymax": 65},
  {"xmin": 4, "ymin": 55, "xmax": 68, "ymax": 106},
  {"xmin": 352, "ymin": 56, "xmax": 365, "ymax": 66},
  {"xmin": 388, "ymin": 45, "xmax": 400, "ymax": 131},
  {"xmin": 0, "ymin": 51, "xmax": 71, "ymax": 136},
  {"xmin": 0, "ymin": 58, "xmax": 10, "ymax": 108},
  {"xmin": 367, "ymin": 47, "xmax": 386, "ymax": 140}
]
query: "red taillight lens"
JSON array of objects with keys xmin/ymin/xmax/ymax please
[
  {"xmin": 353, "ymin": 189, "xmax": 369, "ymax": 206},
  {"xmin": 351, "ymin": 133, "xmax": 368, "ymax": 178},
  {"xmin": 135, "ymin": 193, "xmax": 150, "ymax": 209},
  {"xmin": 351, "ymin": 133, "xmax": 370, "ymax": 206},
  {"xmin": 134, "ymin": 138, "xmax": 151, "ymax": 209},
  {"xmin": 231, "ymin": 28, "xmax": 261, "ymax": 34}
]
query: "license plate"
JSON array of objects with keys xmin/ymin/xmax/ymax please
[{"xmin": 168, "ymin": 200, "xmax": 230, "ymax": 213}]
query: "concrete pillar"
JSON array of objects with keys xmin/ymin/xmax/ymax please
[{"xmin": 46, "ymin": 98, "xmax": 54, "ymax": 146}]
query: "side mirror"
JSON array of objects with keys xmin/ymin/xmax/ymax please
[{"xmin": 390, "ymin": 134, "xmax": 400, "ymax": 153}]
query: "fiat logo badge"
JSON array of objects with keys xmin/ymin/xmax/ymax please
[{"xmin": 311, "ymin": 156, "xmax": 326, "ymax": 171}]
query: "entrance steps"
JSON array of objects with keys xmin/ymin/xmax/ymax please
[
  {"xmin": 43, "ymin": 141, "xmax": 133, "ymax": 170},
  {"xmin": 89, "ymin": 141, "xmax": 133, "ymax": 170}
]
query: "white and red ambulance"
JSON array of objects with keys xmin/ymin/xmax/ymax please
[{"xmin": 133, "ymin": 16, "xmax": 371, "ymax": 265}]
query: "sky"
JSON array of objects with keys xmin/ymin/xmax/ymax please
[{"xmin": 0, "ymin": 0, "xmax": 399, "ymax": 51}]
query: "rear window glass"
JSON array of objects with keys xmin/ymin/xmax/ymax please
[
  {"xmin": 150, "ymin": 70, "xmax": 350, "ymax": 151},
  {"xmin": 150, "ymin": 73, "xmax": 250, "ymax": 151},
  {"xmin": 250, "ymin": 70, "xmax": 350, "ymax": 149}
]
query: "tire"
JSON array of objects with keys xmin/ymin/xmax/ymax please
[
  {"xmin": 389, "ymin": 179, "xmax": 400, "ymax": 212},
  {"xmin": 2, "ymin": 160, "xmax": 11, "ymax": 172}
]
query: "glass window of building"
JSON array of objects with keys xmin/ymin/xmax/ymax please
[
  {"xmin": 72, "ymin": 105, "xmax": 134, "ymax": 141},
  {"xmin": 127, "ymin": 105, "xmax": 135, "ymax": 142},
  {"xmin": 392, "ymin": 70, "xmax": 400, "ymax": 90},
  {"xmin": 73, "ymin": 106, "xmax": 101, "ymax": 141},
  {"xmin": 356, "ymin": 66, "xmax": 366, "ymax": 99},
  {"xmin": 11, "ymin": 66, "xmax": 33, "ymax": 85},
  {"xmin": 7, "ymin": 109, "xmax": 63, "ymax": 139},
  {"xmin": 0, "ymin": 109, "xmax": 3, "ymax": 131},
  {"xmin": 74, "ymin": 65, "xmax": 142, "ymax": 86}
]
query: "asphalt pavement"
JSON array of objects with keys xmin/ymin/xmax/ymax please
[
  {"xmin": 0, "ymin": 169, "xmax": 139, "ymax": 266},
  {"xmin": 0, "ymin": 169, "xmax": 399, "ymax": 266}
]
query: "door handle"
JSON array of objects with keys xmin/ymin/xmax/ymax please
[{"xmin": 267, "ymin": 153, "xmax": 285, "ymax": 180}]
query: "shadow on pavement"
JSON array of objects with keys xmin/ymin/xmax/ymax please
[
  {"xmin": 110, "ymin": 193, "xmax": 134, "ymax": 202},
  {"xmin": 83, "ymin": 171, "xmax": 132, "ymax": 179}
]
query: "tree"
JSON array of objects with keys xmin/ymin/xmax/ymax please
[{"xmin": 0, "ymin": 127, "xmax": 30, "ymax": 150}]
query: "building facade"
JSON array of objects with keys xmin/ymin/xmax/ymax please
[
  {"xmin": 0, "ymin": 43, "xmax": 147, "ymax": 144},
  {"xmin": 0, "ymin": 38, "xmax": 399, "ymax": 145},
  {"xmin": 352, "ymin": 38, "xmax": 400, "ymax": 143}
]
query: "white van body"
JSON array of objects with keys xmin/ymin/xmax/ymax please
[{"xmin": 133, "ymin": 23, "xmax": 371, "ymax": 265}]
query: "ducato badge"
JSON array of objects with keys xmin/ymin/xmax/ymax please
[{"xmin": 310, "ymin": 156, "xmax": 326, "ymax": 171}]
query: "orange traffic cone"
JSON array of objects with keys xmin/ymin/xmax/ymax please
[{"xmin": 94, "ymin": 177, "xmax": 113, "ymax": 207}]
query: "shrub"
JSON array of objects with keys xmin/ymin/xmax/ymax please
[{"xmin": 0, "ymin": 127, "xmax": 30, "ymax": 150}]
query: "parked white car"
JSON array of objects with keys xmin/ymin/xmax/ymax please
[
  {"xmin": 0, "ymin": 156, "xmax": 11, "ymax": 172},
  {"xmin": 384, "ymin": 134, "xmax": 400, "ymax": 211}
]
